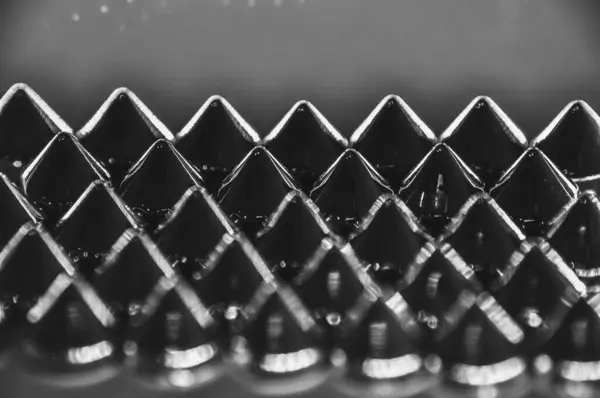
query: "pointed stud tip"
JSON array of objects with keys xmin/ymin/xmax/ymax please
[
  {"xmin": 153, "ymin": 138, "xmax": 172, "ymax": 148},
  {"xmin": 54, "ymin": 131, "xmax": 74, "ymax": 141},
  {"xmin": 380, "ymin": 94, "xmax": 400, "ymax": 106},
  {"xmin": 252, "ymin": 146, "xmax": 269, "ymax": 155},
  {"xmin": 112, "ymin": 87, "xmax": 133, "ymax": 98},
  {"xmin": 340, "ymin": 148, "xmax": 362, "ymax": 161},
  {"xmin": 205, "ymin": 94, "xmax": 226, "ymax": 103},
  {"xmin": 431, "ymin": 142, "xmax": 452, "ymax": 154},
  {"xmin": 472, "ymin": 95, "xmax": 493, "ymax": 107},
  {"xmin": 293, "ymin": 100, "xmax": 312, "ymax": 112},
  {"xmin": 8, "ymin": 82, "xmax": 32, "ymax": 92},
  {"xmin": 569, "ymin": 100, "xmax": 590, "ymax": 113}
]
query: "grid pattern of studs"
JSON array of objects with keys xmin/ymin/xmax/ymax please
[{"xmin": 0, "ymin": 83, "xmax": 599, "ymax": 395}]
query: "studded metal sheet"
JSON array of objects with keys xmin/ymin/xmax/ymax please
[{"xmin": 0, "ymin": 84, "xmax": 598, "ymax": 398}]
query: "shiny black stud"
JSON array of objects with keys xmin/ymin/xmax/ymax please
[
  {"xmin": 311, "ymin": 149, "xmax": 392, "ymax": 237},
  {"xmin": 0, "ymin": 223, "xmax": 72, "ymax": 351},
  {"xmin": 350, "ymin": 95, "xmax": 436, "ymax": 190},
  {"xmin": 490, "ymin": 148, "xmax": 577, "ymax": 236},
  {"xmin": 493, "ymin": 240, "xmax": 586, "ymax": 353},
  {"xmin": 434, "ymin": 292, "xmax": 527, "ymax": 389},
  {"xmin": 264, "ymin": 101, "xmax": 347, "ymax": 192},
  {"xmin": 22, "ymin": 132, "xmax": 109, "ymax": 227},
  {"xmin": 0, "ymin": 84, "xmax": 71, "ymax": 184},
  {"xmin": 218, "ymin": 147, "xmax": 299, "ymax": 238},
  {"xmin": 229, "ymin": 282, "xmax": 331, "ymax": 395},
  {"xmin": 542, "ymin": 294, "xmax": 600, "ymax": 384},
  {"xmin": 547, "ymin": 191, "xmax": 600, "ymax": 292},
  {"xmin": 23, "ymin": 274, "xmax": 119, "ymax": 387},
  {"xmin": 190, "ymin": 234, "xmax": 274, "ymax": 323},
  {"xmin": 156, "ymin": 185, "xmax": 235, "ymax": 280},
  {"xmin": 398, "ymin": 143, "xmax": 483, "ymax": 237},
  {"xmin": 400, "ymin": 244, "xmax": 480, "ymax": 335},
  {"xmin": 55, "ymin": 181, "xmax": 140, "ymax": 278},
  {"xmin": 332, "ymin": 290, "xmax": 436, "ymax": 397},
  {"xmin": 94, "ymin": 230, "xmax": 175, "ymax": 329},
  {"xmin": 293, "ymin": 239, "xmax": 376, "ymax": 336},
  {"xmin": 534, "ymin": 101, "xmax": 600, "ymax": 193},
  {"xmin": 350, "ymin": 194, "xmax": 432, "ymax": 290},
  {"xmin": 128, "ymin": 277, "xmax": 224, "ymax": 390},
  {"xmin": 119, "ymin": 139, "xmax": 203, "ymax": 233},
  {"xmin": 257, "ymin": 191, "xmax": 332, "ymax": 283},
  {"xmin": 175, "ymin": 96, "xmax": 259, "ymax": 194},
  {"xmin": 440, "ymin": 193, "xmax": 525, "ymax": 289},
  {"xmin": 440, "ymin": 96, "xmax": 528, "ymax": 188},
  {"xmin": 77, "ymin": 88, "xmax": 173, "ymax": 185}
]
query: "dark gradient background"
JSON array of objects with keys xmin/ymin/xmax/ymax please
[
  {"xmin": 1, "ymin": 0, "xmax": 600, "ymax": 139},
  {"xmin": 0, "ymin": 1, "xmax": 598, "ymax": 397}
]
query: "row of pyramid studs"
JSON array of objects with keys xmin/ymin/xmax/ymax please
[
  {"xmin": 245, "ymin": 181, "xmax": 597, "ymax": 360},
  {"xmin": 0, "ymin": 84, "xmax": 596, "ymax": 197},
  {"xmin": 0, "ymin": 175, "xmax": 487, "ymax": 390},
  {"xmin": 127, "ymin": 179, "xmax": 600, "ymax": 388},
  {"xmin": 0, "ymin": 171, "xmax": 598, "ymax": 391},
  {"xmin": 3, "ymin": 80, "xmax": 575, "ymax": 236},
  {"xmin": 0, "ymin": 83, "xmax": 596, "ymax": 388},
  {"xmin": 9, "ymin": 101, "xmax": 579, "ymax": 247},
  {"xmin": 2, "ymin": 86, "xmax": 583, "ymax": 272},
  {"xmin": 5, "ymin": 149, "xmax": 591, "ymax": 310},
  {"xmin": 10, "ymin": 118, "xmax": 589, "ymax": 294},
  {"xmin": 12, "ymin": 132, "xmax": 597, "ymax": 308},
  {"xmin": 0, "ymin": 181, "xmax": 568, "ymax": 392},
  {"xmin": 0, "ymin": 83, "xmax": 584, "ymax": 308}
]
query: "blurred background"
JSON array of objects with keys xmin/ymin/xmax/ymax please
[
  {"xmin": 0, "ymin": 1, "xmax": 599, "ymax": 397},
  {"xmin": 1, "ymin": 0, "xmax": 600, "ymax": 139}
]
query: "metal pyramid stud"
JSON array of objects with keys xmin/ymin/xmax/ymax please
[
  {"xmin": 398, "ymin": 143, "xmax": 483, "ymax": 237},
  {"xmin": 441, "ymin": 194, "xmax": 525, "ymax": 289},
  {"xmin": 192, "ymin": 235, "xmax": 274, "ymax": 319},
  {"xmin": 435, "ymin": 292, "xmax": 526, "ymax": 386},
  {"xmin": 0, "ymin": 173, "xmax": 41, "ymax": 249},
  {"xmin": 350, "ymin": 194, "xmax": 432, "ymax": 289},
  {"xmin": 311, "ymin": 149, "xmax": 392, "ymax": 237},
  {"xmin": 24, "ymin": 274, "xmax": 116, "ymax": 371},
  {"xmin": 78, "ymin": 88, "xmax": 173, "ymax": 185},
  {"xmin": 120, "ymin": 139, "xmax": 203, "ymax": 233},
  {"xmin": 94, "ymin": 230, "xmax": 174, "ymax": 324},
  {"xmin": 156, "ymin": 186, "xmax": 235, "ymax": 279},
  {"xmin": 491, "ymin": 148, "xmax": 577, "ymax": 236},
  {"xmin": 294, "ymin": 239, "xmax": 375, "ymax": 331},
  {"xmin": 264, "ymin": 101, "xmax": 347, "ymax": 192},
  {"xmin": 547, "ymin": 191, "xmax": 600, "ymax": 291},
  {"xmin": 534, "ymin": 100, "xmax": 600, "ymax": 192},
  {"xmin": 400, "ymin": 245, "xmax": 478, "ymax": 334},
  {"xmin": 543, "ymin": 294, "xmax": 600, "ymax": 381},
  {"xmin": 350, "ymin": 95, "xmax": 436, "ymax": 190},
  {"xmin": 232, "ymin": 283, "xmax": 325, "ymax": 378},
  {"xmin": 0, "ymin": 84, "xmax": 71, "ymax": 183},
  {"xmin": 218, "ymin": 147, "xmax": 299, "ymax": 238},
  {"xmin": 175, "ymin": 96, "xmax": 259, "ymax": 194},
  {"xmin": 257, "ymin": 191, "xmax": 331, "ymax": 283},
  {"xmin": 22, "ymin": 132, "xmax": 109, "ymax": 227},
  {"xmin": 129, "ymin": 277, "xmax": 222, "ymax": 387},
  {"xmin": 440, "ymin": 96, "xmax": 527, "ymax": 188},
  {"xmin": 493, "ymin": 240, "xmax": 585, "ymax": 351},
  {"xmin": 339, "ymin": 292, "xmax": 423, "ymax": 375},
  {"xmin": 0, "ymin": 224, "xmax": 73, "ymax": 340},
  {"xmin": 55, "ymin": 181, "xmax": 140, "ymax": 278}
]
